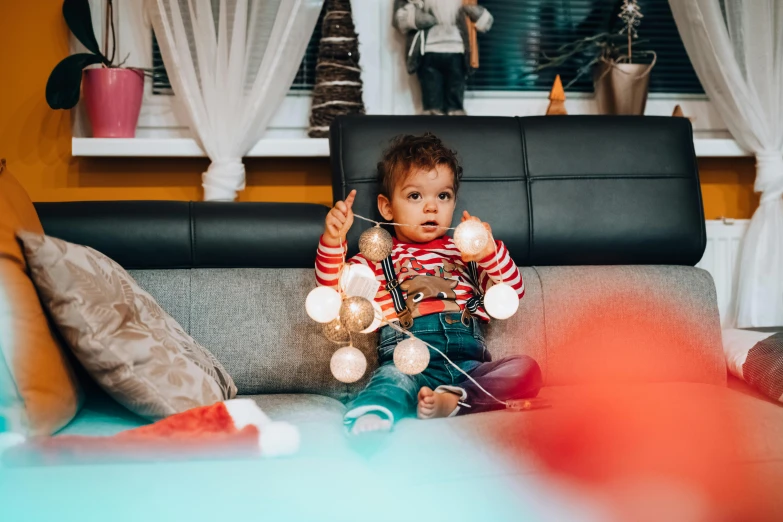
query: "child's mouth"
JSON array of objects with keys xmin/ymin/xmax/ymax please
[{"xmin": 421, "ymin": 221, "xmax": 438, "ymax": 230}]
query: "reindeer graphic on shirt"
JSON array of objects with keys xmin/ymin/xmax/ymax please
[{"xmin": 397, "ymin": 257, "xmax": 462, "ymax": 318}]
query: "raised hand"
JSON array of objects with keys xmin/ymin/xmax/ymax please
[
  {"xmin": 460, "ymin": 210, "xmax": 495, "ymax": 262},
  {"xmin": 323, "ymin": 189, "xmax": 357, "ymax": 247}
]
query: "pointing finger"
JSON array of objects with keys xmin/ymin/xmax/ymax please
[{"xmin": 345, "ymin": 190, "xmax": 357, "ymax": 210}]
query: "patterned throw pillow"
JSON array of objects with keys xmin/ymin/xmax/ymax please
[
  {"xmin": 17, "ymin": 231, "xmax": 237, "ymax": 420},
  {"xmin": 723, "ymin": 329, "xmax": 783, "ymax": 402}
]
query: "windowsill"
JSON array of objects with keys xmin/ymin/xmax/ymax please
[
  {"xmin": 71, "ymin": 136, "xmax": 751, "ymax": 158},
  {"xmin": 71, "ymin": 137, "xmax": 330, "ymax": 158}
]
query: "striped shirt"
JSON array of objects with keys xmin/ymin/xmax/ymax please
[{"xmin": 315, "ymin": 235, "xmax": 524, "ymax": 322}]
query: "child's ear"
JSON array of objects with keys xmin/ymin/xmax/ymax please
[{"xmin": 377, "ymin": 194, "xmax": 394, "ymax": 221}]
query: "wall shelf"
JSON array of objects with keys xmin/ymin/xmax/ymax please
[
  {"xmin": 72, "ymin": 136, "xmax": 751, "ymax": 159},
  {"xmin": 71, "ymin": 137, "xmax": 330, "ymax": 158}
]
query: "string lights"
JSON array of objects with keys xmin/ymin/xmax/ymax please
[{"xmin": 306, "ymin": 212, "xmax": 521, "ymax": 406}]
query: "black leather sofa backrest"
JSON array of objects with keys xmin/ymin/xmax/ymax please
[
  {"xmin": 329, "ymin": 115, "xmax": 706, "ymax": 266},
  {"xmin": 34, "ymin": 201, "xmax": 328, "ymax": 269}
]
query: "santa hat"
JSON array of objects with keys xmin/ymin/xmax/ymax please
[{"xmin": 0, "ymin": 399, "xmax": 299, "ymax": 465}]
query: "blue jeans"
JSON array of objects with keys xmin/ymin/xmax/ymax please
[{"xmin": 344, "ymin": 312, "xmax": 542, "ymax": 425}]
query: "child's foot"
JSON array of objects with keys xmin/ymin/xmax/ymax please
[
  {"xmin": 350, "ymin": 413, "xmax": 392, "ymax": 436},
  {"xmin": 417, "ymin": 387, "xmax": 460, "ymax": 419}
]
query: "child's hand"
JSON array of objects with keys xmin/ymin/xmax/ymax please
[
  {"xmin": 323, "ymin": 189, "xmax": 357, "ymax": 247},
  {"xmin": 460, "ymin": 210, "xmax": 495, "ymax": 262}
]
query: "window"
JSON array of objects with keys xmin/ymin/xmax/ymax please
[
  {"xmin": 150, "ymin": 4, "xmax": 325, "ymax": 96},
  {"xmin": 467, "ymin": 0, "xmax": 704, "ymax": 94}
]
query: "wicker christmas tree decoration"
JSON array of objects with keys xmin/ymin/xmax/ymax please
[
  {"xmin": 308, "ymin": 0, "xmax": 365, "ymax": 138},
  {"xmin": 546, "ymin": 75, "xmax": 567, "ymax": 115}
]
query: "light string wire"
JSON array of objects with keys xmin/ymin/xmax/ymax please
[
  {"xmin": 338, "ymin": 213, "xmax": 508, "ymax": 407},
  {"xmin": 353, "ymin": 213, "xmax": 455, "ymax": 231},
  {"xmin": 382, "ymin": 318, "xmax": 507, "ymax": 407}
]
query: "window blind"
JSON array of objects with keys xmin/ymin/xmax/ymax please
[
  {"xmin": 151, "ymin": 4, "xmax": 324, "ymax": 96},
  {"xmin": 467, "ymin": 0, "xmax": 704, "ymax": 94}
]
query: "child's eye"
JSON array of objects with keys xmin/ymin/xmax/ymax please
[
  {"xmin": 438, "ymin": 192, "xmax": 452, "ymax": 201},
  {"xmin": 408, "ymin": 192, "xmax": 421, "ymax": 200}
]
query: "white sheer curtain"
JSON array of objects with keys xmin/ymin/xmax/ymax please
[
  {"xmin": 669, "ymin": 0, "xmax": 783, "ymax": 327},
  {"xmin": 145, "ymin": 0, "xmax": 323, "ymax": 201}
]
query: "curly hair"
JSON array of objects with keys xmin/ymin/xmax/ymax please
[{"xmin": 377, "ymin": 132, "xmax": 463, "ymax": 199}]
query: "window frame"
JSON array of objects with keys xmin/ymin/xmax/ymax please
[{"xmin": 72, "ymin": 0, "xmax": 729, "ymax": 149}]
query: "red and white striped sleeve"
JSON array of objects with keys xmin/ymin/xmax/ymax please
[
  {"xmin": 476, "ymin": 240, "xmax": 525, "ymax": 299},
  {"xmin": 315, "ymin": 236, "xmax": 346, "ymax": 288}
]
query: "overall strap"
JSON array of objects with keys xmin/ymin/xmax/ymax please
[
  {"xmin": 464, "ymin": 261, "xmax": 484, "ymax": 316},
  {"xmin": 381, "ymin": 255, "xmax": 413, "ymax": 328},
  {"xmin": 381, "ymin": 255, "xmax": 484, "ymax": 328}
]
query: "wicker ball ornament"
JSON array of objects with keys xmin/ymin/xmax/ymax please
[
  {"xmin": 339, "ymin": 296, "xmax": 375, "ymax": 332},
  {"xmin": 323, "ymin": 317, "xmax": 351, "ymax": 343},
  {"xmin": 393, "ymin": 337, "xmax": 430, "ymax": 375},
  {"xmin": 453, "ymin": 220, "xmax": 489, "ymax": 257},
  {"xmin": 330, "ymin": 345, "xmax": 367, "ymax": 383},
  {"xmin": 358, "ymin": 225, "xmax": 393, "ymax": 262},
  {"xmin": 359, "ymin": 300, "xmax": 383, "ymax": 334}
]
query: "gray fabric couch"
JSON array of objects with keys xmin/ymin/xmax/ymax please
[{"xmin": 3, "ymin": 116, "xmax": 782, "ymax": 521}]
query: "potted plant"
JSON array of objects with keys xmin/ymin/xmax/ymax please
[
  {"xmin": 537, "ymin": 0, "xmax": 656, "ymax": 115},
  {"xmin": 46, "ymin": 0, "xmax": 144, "ymax": 138}
]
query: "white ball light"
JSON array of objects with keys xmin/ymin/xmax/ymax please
[
  {"xmin": 483, "ymin": 283, "xmax": 519, "ymax": 320},
  {"xmin": 339, "ymin": 263, "xmax": 377, "ymax": 292},
  {"xmin": 360, "ymin": 300, "xmax": 383, "ymax": 334},
  {"xmin": 453, "ymin": 220, "xmax": 489, "ymax": 256},
  {"xmin": 393, "ymin": 337, "xmax": 430, "ymax": 375},
  {"xmin": 330, "ymin": 345, "xmax": 367, "ymax": 383},
  {"xmin": 305, "ymin": 286, "xmax": 342, "ymax": 323}
]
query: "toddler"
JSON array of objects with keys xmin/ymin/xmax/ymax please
[{"xmin": 315, "ymin": 133, "xmax": 542, "ymax": 435}]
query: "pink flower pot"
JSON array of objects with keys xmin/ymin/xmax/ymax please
[{"xmin": 83, "ymin": 68, "xmax": 144, "ymax": 138}]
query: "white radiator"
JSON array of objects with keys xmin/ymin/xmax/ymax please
[{"xmin": 695, "ymin": 219, "xmax": 750, "ymax": 321}]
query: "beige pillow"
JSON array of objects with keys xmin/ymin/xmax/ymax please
[{"xmin": 17, "ymin": 231, "xmax": 237, "ymax": 420}]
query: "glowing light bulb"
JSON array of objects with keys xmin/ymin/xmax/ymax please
[
  {"xmin": 339, "ymin": 263, "xmax": 377, "ymax": 293},
  {"xmin": 360, "ymin": 300, "xmax": 383, "ymax": 334},
  {"xmin": 393, "ymin": 337, "xmax": 430, "ymax": 375},
  {"xmin": 323, "ymin": 317, "xmax": 351, "ymax": 343},
  {"xmin": 453, "ymin": 220, "xmax": 489, "ymax": 257},
  {"xmin": 483, "ymin": 283, "xmax": 519, "ymax": 320},
  {"xmin": 330, "ymin": 345, "xmax": 367, "ymax": 383},
  {"xmin": 339, "ymin": 296, "xmax": 375, "ymax": 332},
  {"xmin": 305, "ymin": 286, "xmax": 341, "ymax": 323},
  {"xmin": 358, "ymin": 226, "xmax": 394, "ymax": 262}
]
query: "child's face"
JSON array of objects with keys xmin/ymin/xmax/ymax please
[{"xmin": 377, "ymin": 164, "xmax": 456, "ymax": 243}]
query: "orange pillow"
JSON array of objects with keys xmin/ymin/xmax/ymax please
[{"xmin": 0, "ymin": 164, "xmax": 82, "ymax": 435}]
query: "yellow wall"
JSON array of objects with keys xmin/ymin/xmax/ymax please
[{"xmin": 0, "ymin": 1, "xmax": 759, "ymax": 219}]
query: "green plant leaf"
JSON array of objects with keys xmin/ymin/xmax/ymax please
[
  {"xmin": 46, "ymin": 54, "xmax": 104, "ymax": 109},
  {"xmin": 63, "ymin": 0, "xmax": 106, "ymax": 61}
]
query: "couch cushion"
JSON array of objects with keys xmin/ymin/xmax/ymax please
[
  {"xmin": 330, "ymin": 115, "xmax": 706, "ymax": 266},
  {"xmin": 245, "ymin": 394, "xmax": 345, "ymax": 424},
  {"xmin": 6, "ymin": 382, "xmax": 781, "ymax": 521},
  {"xmin": 18, "ymin": 232, "xmax": 237, "ymax": 420},
  {"xmin": 535, "ymin": 265, "xmax": 725, "ymax": 386},
  {"xmin": 0, "ymin": 167, "xmax": 82, "ymax": 436},
  {"xmin": 188, "ymin": 268, "xmax": 364, "ymax": 399},
  {"xmin": 128, "ymin": 269, "xmax": 192, "ymax": 333}
]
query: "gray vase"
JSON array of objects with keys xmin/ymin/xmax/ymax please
[{"xmin": 593, "ymin": 62, "xmax": 651, "ymax": 115}]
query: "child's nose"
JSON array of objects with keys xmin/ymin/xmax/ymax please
[{"xmin": 424, "ymin": 200, "xmax": 437, "ymax": 212}]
